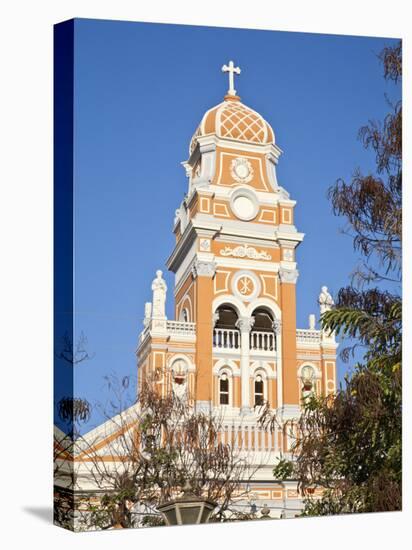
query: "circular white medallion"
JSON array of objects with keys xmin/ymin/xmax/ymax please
[
  {"xmin": 233, "ymin": 196, "xmax": 255, "ymax": 219},
  {"xmin": 230, "ymin": 187, "xmax": 259, "ymax": 221},
  {"xmin": 231, "ymin": 270, "xmax": 261, "ymax": 302}
]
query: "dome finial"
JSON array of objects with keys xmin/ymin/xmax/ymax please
[{"xmin": 222, "ymin": 60, "xmax": 241, "ymax": 97}]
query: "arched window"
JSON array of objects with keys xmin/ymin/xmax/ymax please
[
  {"xmin": 219, "ymin": 373, "xmax": 230, "ymax": 405},
  {"xmin": 215, "ymin": 305, "xmax": 238, "ymax": 329},
  {"xmin": 250, "ymin": 307, "xmax": 275, "ymax": 351},
  {"xmin": 180, "ymin": 307, "xmax": 189, "ymax": 322},
  {"xmin": 214, "ymin": 305, "xmax": 240, "ymax": 350},
  {"xmin": 254, "ymin": 374, "xmax": 264, "ymax": 406},
  {"xmin": 252, "ymin": 308, "xmax": 274, "ymax": 331}
]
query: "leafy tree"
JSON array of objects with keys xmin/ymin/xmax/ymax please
[
  {"xmin": 54, "ymin": 374, "xmax": 256, "ymax": 530},
  {"xmin": 271, "ymin": 41, "xmax": 402, "ymax": 515}
]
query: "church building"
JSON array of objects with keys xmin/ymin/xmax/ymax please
[{"xmin": 136, "ymin": 61, "xmax": 338, "ymax": 516}]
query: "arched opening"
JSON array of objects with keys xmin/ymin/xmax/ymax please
[
  {"xmin": 219, "ymin": 373, "xmax": 230, "ymax": 405},
  {"xmin": 254, "ymin": 374, "xmax": 265, "ymax": 406},
  {"xmin": 213, "ymin": 305, "xmax": 240, "ymax": 349},
  {"xmin": 250, "ymin": 307, "xmax": 276, "ymax": 351},
  {"xmin": 179, "ymin": 307, "xmax": 189, "ymax": 322}
]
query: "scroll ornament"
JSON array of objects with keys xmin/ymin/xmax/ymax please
[{"xmin": 220, "ymin": 244, "xmax": 272, "ymax": 261}]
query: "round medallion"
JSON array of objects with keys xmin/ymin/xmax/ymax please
[
  {"xmin": 232, "ymin": 196, "xmax": 255, "ymax": 220},
  {"xmin": 231, "ymin": 270, "xmax": 261, "ymax": 302},
  {"xmin": 236, "ymin": 275, "xmax": 255, "ymax": 297},
  {"xmin": 230, "ymin": 187, "xmax": 259, "ymax": 221}
]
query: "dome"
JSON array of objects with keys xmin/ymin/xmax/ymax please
[{"xmin": 190, "ymin": 95, "xmax": 275, "ymax": 154}]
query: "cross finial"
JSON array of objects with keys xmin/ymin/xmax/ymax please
[{"xmin": 222, "ymin": 60, "xmax": 241, "ymax": 97}]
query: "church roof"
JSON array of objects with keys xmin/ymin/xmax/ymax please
[{"xmin": 190, "ymin": 95, "xmax": 275, "ymax": 155}]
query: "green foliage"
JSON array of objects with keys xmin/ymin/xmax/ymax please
[
  {"xmin": 277, "ymin": 42, "xmax": 402, "ymax": 516},
  {"xmin": 273, "ymin": 458, "xmax": 295, "ymax": 480}
]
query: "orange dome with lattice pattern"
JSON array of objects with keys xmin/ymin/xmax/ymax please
[{"xmin": 190, "ymin": 95, "xmax": 275, "ymax": 154}]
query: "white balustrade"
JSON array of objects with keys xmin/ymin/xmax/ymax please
[
  {"xmin": 296, "ymin": 329, "xmax": 321, "ymax": 344},
  {"xmin": 250, "ymin": 330, "xmax": 275, "ymax": 351},
  {"xmin": 213, "ymin": 328, "xmax": 240, "ymax": 349},
  {"xmin": 166, "ymin": 320, "xmax": 196, "ymax": 335}
]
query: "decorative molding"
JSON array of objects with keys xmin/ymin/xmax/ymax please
[
  {"xmin": 282, "ymin": 248, "xmax": 294, "ymax": 262},
  {"xmin": 229, "ymin": 187, "xmax": 259, "ymax": 221},
  {"xmin": 231, "ymin": 269, "xmax": 261, "ymax": 302},
  {"xmin": 191, "ymin": 260, "xmax": 217, "ymax": 278},
  {"xmin": 199, "ymin": 238, "xmax": 211, "ymax": 252},
  {"xmin": 298, "ymin": 363, "xmax": 321, "ymax": 381},
  {"xmin": 272, "ymin": 319, "xmax": 282, "ymax": 335},
  {"xmin": 250, "ymin": 360, "xmax": 277, "ymax": 380},
  {"xmin": 230, "ymin": 157, "xmax": 254, "ymax": 184},
  {"xmin": 236, "ymin": 316, "xmax": 255, "ymax": 333},
  {"xmin": 220, "ymin": 243, "xmax": 272, "ymax": 261},
  {"xmin": 278, "ymin": 267, "xmax": 299, "ymax": 284}
]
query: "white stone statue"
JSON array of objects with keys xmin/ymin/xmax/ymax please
[
  {"xmin": 151, "ymin": 270, "xmax": 167, "ymax": 319},
  {"xmin": 318, "ymin": 286, "xmax": 334, "ymax": 315}
]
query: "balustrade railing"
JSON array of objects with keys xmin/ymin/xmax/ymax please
[
  {"xmin": 296, "ymin": 328, "xmax": 321, "ymax": 344},
  {"xmin": 250, "ymin": 330, "xmax": 275, "ymax": 352},
  {"xmin": 213, "ymin": 328, "xmax": 240, "ymax": 349},
  {"xmin": 166, "ymin": 320, "xmax": 196, "ymax": 336},
  {"xmin": 221, "ymin": 423, "xmax": 278, "ymax": 453},
  {"xmin": 213, "ymin": 328, "xmax": 276, "ymax": 352}
]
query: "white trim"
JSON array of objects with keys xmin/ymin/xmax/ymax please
[
  {"xmin": 176, "ymin": 291, "xmax": 194, "ymax": 320},
  {"xmin": 213, "ymin": 358, "xmax": 240, "ymax": 376},
  {"xmin": 250, "ymin": 360, "xmax": 276, "ymax": 380},
  {"xmin": 230, "ymin": 185, "xmax": 260, "ymax": 220},
  {"xmin": 167, "ymin": 353, "xmax": 196, "ymax": 373},
  {"xmin": 213, "ymin": 294, "xmax": 248, "ymax": 317},
  {"xmin": 231, "ymin": 269, "xmax": 261, "ymax": 302},
  {"xmin": 260, "ymin": 273, "xmax": 278, "ymax": 301},
  {"xmin": 246, "ymin": 297, "xmax": 282, "ymax": 320},
  {"xmin": 214, "ymin": 269, "xmax": 231, "ymax": 294}
]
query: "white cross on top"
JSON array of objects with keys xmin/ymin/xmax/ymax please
[{"xmin": 221, "ymin": 60, "xmax": 241, "ymax": 96}]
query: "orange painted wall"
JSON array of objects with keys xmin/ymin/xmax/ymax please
[
  {"xmin": 194, "ymin": 274, "xmax": 213, "ymax": 402},
  {"xmin": 280, "ymin": 282, "xmax": 299, "ymax": 404}
]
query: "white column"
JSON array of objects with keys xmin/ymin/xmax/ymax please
[
  {"xmin": 273, "ymin": 319, "xmax": 283, "ymax": 412},
  {"xmin": 236, "ymin": 316, "xmax": 255, "ymax": 414}
]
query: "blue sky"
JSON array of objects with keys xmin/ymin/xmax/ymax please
[{"xmin": 56, "ymin": 18, "xmax": 400, "ymax": 433}]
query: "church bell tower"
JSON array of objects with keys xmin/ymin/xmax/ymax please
[{"xmin": 137, "ymin": 61, "xmax": 337, "ymax": 425}]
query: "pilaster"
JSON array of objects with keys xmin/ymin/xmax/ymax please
[
  {"xmin": 279, "ymin": 267, "xmax": 299, "ymax": 405},
  {"xmin": 192, "ymin": 260, "xmax": 216, "ymax": 403},
  {"xmin": 236, "ymin": 316, "xmax": 255, "ymax": 414}
]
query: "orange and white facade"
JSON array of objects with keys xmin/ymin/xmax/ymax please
[{"xmin": 136, "ymin": 62, "xmax": 338, "ymax": 516}]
